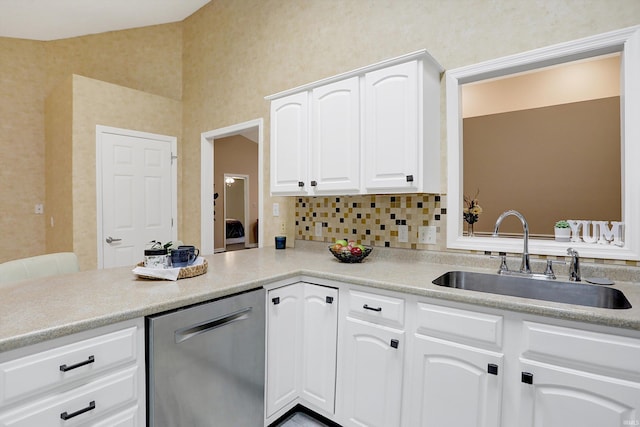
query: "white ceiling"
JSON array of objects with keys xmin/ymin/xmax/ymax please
[{"xmin": 0, "ymin": 0, "xmax": 211, "ymax": 41}]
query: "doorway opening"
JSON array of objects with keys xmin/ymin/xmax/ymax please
[
  {"xmin": 201, "ymin": 119, "xmax": 264, "ymax": 255},
  {"xmin": 224, "ymin": 174, "xmax": 250, "ymax": 251}
]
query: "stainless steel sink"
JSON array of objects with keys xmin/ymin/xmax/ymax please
[{"xmin": 432, "ymin": 271, "xmax": 632, "ymax": 309}]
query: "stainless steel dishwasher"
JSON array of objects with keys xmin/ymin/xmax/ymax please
[{"xmin": 146, "ymin": 288, "xmax": 265, "ymax": 426}]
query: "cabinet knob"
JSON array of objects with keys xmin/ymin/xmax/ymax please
[
  {"xmin": 406, "ymin": 175, "xmax": 414, "ymax": 182},
  {"xmin": 298, "ymin": 181, "xmax": 305, "ymax": 187},
  {"xmin": 326, "ymin": 296, "xmax": 334, "ymax": 304},
  {"xmin": 390, "ymin": 339, "xmax": 400, "ymax": 349},
  {"xmin": 311, "ymin": 180, "xmax": 317, "ymax": 187},
  {"xmin": 272, "ymin": 297, "xmax": 280, "ymax": 305},
  {"xmin": 488, "ymin": 363, "xmax": 498, "ymax": 375},
  {"xmin": 521, "ymin": 372, "xmax": 534, "ymax": 384}
]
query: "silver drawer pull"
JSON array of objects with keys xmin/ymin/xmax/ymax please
[{"xmin": 363, "ymin": 304, "xmax": 382, "ymax": 312}]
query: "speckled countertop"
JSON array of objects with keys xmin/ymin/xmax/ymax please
[{"xmin": 2, "ymin": 241, "xmax": 640, "ymax": 352}]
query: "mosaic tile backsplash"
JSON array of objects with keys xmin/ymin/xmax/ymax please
[
  {"xmin": 295, "ymin": 194, "xmax": 447, "ymax": 250},
  {"xmin": 295, "ymin": 194, "xmax": 640, "ymax": 268}
]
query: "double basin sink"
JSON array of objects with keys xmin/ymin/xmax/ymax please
[{"xmin": 433, "ymin": 271, "xmax": 632, "ymax": 309}]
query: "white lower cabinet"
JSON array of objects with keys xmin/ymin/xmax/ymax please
[
  {"xmin": 266, "ymin": 282, "xmax": 338, "ymax": 423},
  {"xmin": 300, "ymin": 284, "xmax": 339, "ymax": 414},
  {"xmin": 404, "ymin": 301, "xmax": 504, "ymax": 427},
  {"xmin": 0, "ymin": 318, "xmax": 145, "ymax": 427},
  {"xmin": 339, "ymin": 318, "xmax": 404, "ymax": 427},
  {"xmin": 265, "ymin": 282, "xmax": 640, "ymax": 427},
  {"xmin": 516, "ymin": 321, "xmax": 640, "ymax": 427},
  {"xmin": 407, "ymin": 335, "xmax": 503, "ymax": 427},
  {"xmin": 266, "ymin": 283, "xmax": 304, "ymax": 417},
  {"xmin": 518, "ymin": 360, "xmax": 640, "ymax": 427}
]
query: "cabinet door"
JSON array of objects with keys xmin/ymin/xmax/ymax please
[
  {"xmin": 310, "ymin": 77, "xmax": 361, "ymax": 194},
  {"xmin": 406, "ymin": 335, "xmax": 503, "ymax": 427},
  {"xmin": 270, "ymin": 92, "xmax": 309, "ymax": 195},
  {"xmin": 301, "ymin": 285, "xmax": 338, "ymax": 414},
  {"xmin": 364, "ymin": 60, "xmax": 419, "ymax": 192},
  {"xmin": 518, "ymin": 360, "xmax": 640, "ymax": 427},
  {"xmin": 340, "ymin": 318, "xmax": 404, "ymax": 427},
  {"xmin": 266, "ymin": 284, "xmax": 303, "ymax": 416}
]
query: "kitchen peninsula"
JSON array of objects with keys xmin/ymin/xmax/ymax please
[
  {"xmin": 2, "ymin": 242, "xmax": 640, "ymax": 352},
  {"xmin": 2, "ymin": 243, "xmax": 640, "ymax": 427}
]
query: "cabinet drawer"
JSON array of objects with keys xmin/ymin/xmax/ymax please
[
  {"xmin": 347, "ymin": 289, "xmax": 405, "ymax": 328},
  {"xmin": 522, "ymin": 321, "xmax": 640, "ymax": 377},
  {"xmin": 91, "ymin": 404, "xmax": 139, "ymax": 427},
  {"xmin": 415, "ymin": 303, "xmax": 503, "ymax": 348},
  {"xmin": 0, "ymin": 366, "xmax": 139, "ymax": 427},
  {"xmin": 0, "ymin": 326, "xmax": 137, "ymax": 406}
]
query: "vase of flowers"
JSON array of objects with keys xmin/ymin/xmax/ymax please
[
  {"xmin": 463, "ymin": 190, "xmax": 483, "ymax": 237},
  {"xmin": 554, "ymin": 220, "xmax": 571, "ymax": 242}
]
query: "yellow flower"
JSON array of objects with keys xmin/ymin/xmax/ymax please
[{"xmin": 470, "ymin": 205, "xmax": 483, "ymax": 215}]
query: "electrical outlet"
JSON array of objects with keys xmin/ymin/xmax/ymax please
[
  {"xmin": 398, "ymin": 224, "xmax": 409, "ymax": 243},
  {"xmin": 272, "ymin": 203, "xmax": 280, "ymax": 217},
  {"xmin": 280, "ymin": 222, "xmax": 286, "ymax": 234},
  {"xmin": 315, "ymin": 222, "xmax": 323, "ymax": 237},
  {"xmin": 418, "ymin": 226, "xmax": 437, "ymax": 244}
]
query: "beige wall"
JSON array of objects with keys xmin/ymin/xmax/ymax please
[
  {"xmin": 44, "ymin": 76, "xmax": 74, "ymax": 254},
  {"xmin": 214, "ymin": 135, "xmax": 259, "ymax": 249},
  {"xmin": 70, "ymin": 75, "xmax": 182, "ymax": 270},
  {"xmin": 463, "ymin": 54, "xmax": 621, "ymax": 117},
  {"xmin": 180, "ymin": 0, "xmax": 640, "ymax": 251},
  {"xmin": 0, "ymin": 37, "xmax": 47, "ymax": 262},
  {"xmin": 2, "ymin": 0, "xmax": 639, "ymax": 265},
  {"xmin": 41, "ymin": 75, "xmax": 183, "ymax": 270},
  {"xmin": 464, "ymin": 97, "xmax": 621, "ymax": 236}
]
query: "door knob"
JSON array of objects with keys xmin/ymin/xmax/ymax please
[{"xmin": 106, "ymin": 236, "xmax": 122, "ymax": 244}]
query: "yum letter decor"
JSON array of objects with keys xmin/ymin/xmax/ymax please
[{"xmin": 567, "ymin": 220, "xmax": 624, "ymax": 246}]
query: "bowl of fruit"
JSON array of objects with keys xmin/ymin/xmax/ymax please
[{"xmin": 329, "ymin": 240, "xmax": 373, "ymax": 263}]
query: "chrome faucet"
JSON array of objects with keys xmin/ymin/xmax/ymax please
[
  {"xmin": 567, "ymin": 247, "xmax": 581, "ymax": 281},
  {"xmin": 493, "ymin": 210, "xmax": 531, "ymax": 274}
]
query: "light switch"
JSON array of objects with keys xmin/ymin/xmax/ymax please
[{"xmin": 272, "ymin": 203, "xmax": 280, "ymax": 217}]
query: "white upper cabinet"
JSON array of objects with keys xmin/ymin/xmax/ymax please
[
  {"xmin": 270, "ymin": 92, "xmax": 310, "ymax": 195},
  {"xmin": 311, "ymin": 77, "xmax": 361, "ymax": 194},
  {"xmin": 364, "ymin": 61, "xmax": 420, "ymax": 192},
  {"xmin": 267, "ymin": 50, "xmax": 443, "ymax": 196}
]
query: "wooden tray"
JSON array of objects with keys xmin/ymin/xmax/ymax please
[{"xmin": 135, "ymin": 259, "xmax": 208, "ymax": 280}]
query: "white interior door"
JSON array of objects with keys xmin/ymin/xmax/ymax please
[{"xmin": 97, "ymin": 126, "xmax": 177, "ymax": 268}]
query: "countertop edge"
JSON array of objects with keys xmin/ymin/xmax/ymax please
[{"xmin": 2, "ymin": 246, "xmax": 639, "ymax": 353}]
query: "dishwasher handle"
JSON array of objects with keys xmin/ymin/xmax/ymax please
[{"xmin": 174, "ymin": 307, "xmax": 252, "ymax": 344}]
